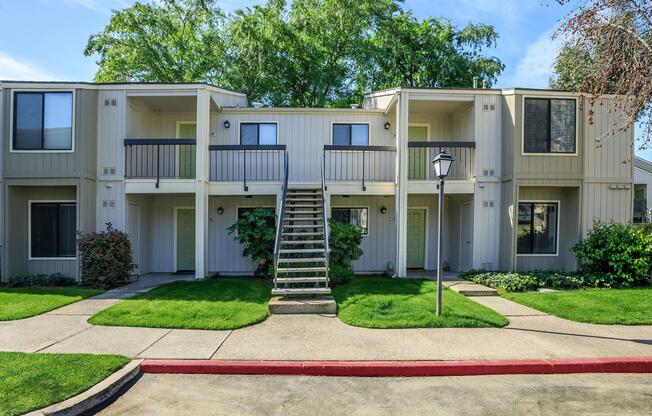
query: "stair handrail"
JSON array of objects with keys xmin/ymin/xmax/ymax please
[
  {"xmin": 273, "ymin": 150, "xmax": 289, "ymax": 289},
  {"xmin": 321, "ymin": 153, "xmax": 330, "ymax": 287}
]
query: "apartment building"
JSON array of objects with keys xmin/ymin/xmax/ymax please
[{"xmin": 0, "ymin": 81, "xmax": 634, "ymax": 289}]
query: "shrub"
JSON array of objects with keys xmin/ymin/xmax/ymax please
[
  {"xmin": 329, "ymin": 264, "xmax": 354, "ymax": 286},
  {"xmin": 328, "ymin": 219, "xmax": 363, "ymax": 268},
  {"xmin": 77, "ymin": 223, "xmax": 135, "ymax": 289},
  {"xmin": 573, "ymin": 221, "xmax": 652, "ymax": 287},
  {"xmin": 228, "ymin": 208, "xmax": 276, "ymax": 278},
  {"xmin": 528, "ymin": 270, "xmax": 585, "ymax": 290},
  {"xmin": 467, "ymin": 272, "xmax": 539, "ymax": 294},
  {"xmin": 7, "ymin": 273, "xmax": 76, "ymax": 288}
]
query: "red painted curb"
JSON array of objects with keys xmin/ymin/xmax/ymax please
[{"xmin": 140, "ymin": 357, "xmax": 652, "ymax": 377}]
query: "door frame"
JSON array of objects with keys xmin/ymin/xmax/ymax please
[
  {"xmin": 173, "ymin": 206, "xmax": 195, "ymax": 272},
  {"xmin": 458, "ymin": 201, "xmax": 473, "ymax": 271},
  {"xmin": 406, "ymin": 206, "xmax": 429, "ymax": 269},
  {"xmin": 127, "ymin": 202, "xmax": 140, "ymax": 274}
]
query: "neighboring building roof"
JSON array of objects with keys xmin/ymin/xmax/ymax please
[{"xmin": 635, "ymin": 156, "xmax": 652, "ymax": 174}]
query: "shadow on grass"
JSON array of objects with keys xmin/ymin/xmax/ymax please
[{"xmin": 133, "ymin": 277, "xmax": 272, "ymax": 304}]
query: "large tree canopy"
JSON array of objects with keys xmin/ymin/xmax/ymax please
[{"xmin": 84, "ymin": 0, "xmax": 504, "ymax": 106}]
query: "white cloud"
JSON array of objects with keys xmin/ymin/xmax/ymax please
[
  {"xmin": 0, "ymin": 52, "xmax": 60, "ymax": 81},
  {"xmin": 509, "ymin": 29, "xmax": 563, "ymax": 88}
]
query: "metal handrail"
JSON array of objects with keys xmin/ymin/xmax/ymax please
[
  {"xmin": 323, "ymin": 145, "xmax": 397, "ymax": 191},
  {"xmin": 209, "ymin": 144, "xmax": 287, "ymax": 191},
  {"xmin": 321, "ymin": 154, "xmax": 330, "ymax": 288},
  {"xmin": 273, "ymin": 150, "xmax": 289, "ymax": 290},
  {"xmin": 407, "ymin": 141, "xmax": 475, "ymax": 148},
  {"xmin": 124, "ymin": 138, "xmax": 197, "ymax": 188}
]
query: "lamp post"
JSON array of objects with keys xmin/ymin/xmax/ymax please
[{"xmin": 432, "ymin": 150, "xmax": 454, "ymax": 317}]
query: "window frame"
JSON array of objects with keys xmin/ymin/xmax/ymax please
[
  {"xmin": 521, "ymin": 95, "xmax": 578, "ymax": 157},
  {"xmin": 10, "ymin": 90, "xmax": 76, "ymax": 153},
  {"xmin": 28, "ymin": 200, "xmax": 77, "ymax": 260},
  {"xmin": 330, "ymin": 122, "xmax": 371, "ymax": 146},
  {"xmin": 238, "ymin": 122, "xmax": 278, "ymax": 145},
  {"xmin": 330, "ymin": 206, "xmax": 370, "ymax": 236},
  {"xmin": 516, "ymin": 200, "xmax": 560, "ymax": 257}
]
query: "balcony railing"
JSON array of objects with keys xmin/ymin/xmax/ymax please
[
  {"xmin": 407, "ymin": 141, "xmax": 475, "ymax": 181},
  {"xmin": 323, "ymin": 145, "xmax": 397, "ymax": 191},
  {"xmin": 124, "ymin": 138, "xmax": 196, "ymax": 187},
  {"xmin": 209, "ymin": 144, "xmax": 287, "ymax": 191}
]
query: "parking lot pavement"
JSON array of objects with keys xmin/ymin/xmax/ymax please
[{"xmin": 98, "ymin": 373, "xmax": 652, "ymax": 415}]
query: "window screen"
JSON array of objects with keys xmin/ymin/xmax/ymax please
[
  {"xmin": 517, "ymin": 202, "xmax": 558, "ymax": 255},
  {"xmin": 239, "ymin": 123, "xmax": 277, "ymax": 145},
  {"xmin": 331, "ymin": 207, "xmax": 368, "ymax": 234},
  {"xmin": 524, "ymin": 98, "xmax": 576, "ymax": 154},
  {"xmin": 14, "ymin": 92, "xmax": 73, "ymax": 150},
  {"xmin": 30, "ymin": 202, "xmax": 76, "ymax": 258},
  {"xmin": 332, "ymin": 124, "xmax": 369, "ymax": 146}
]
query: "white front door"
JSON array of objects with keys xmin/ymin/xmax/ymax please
[{"xmin": 459, "ymin": 202, "xmax": 473, "ymax": 271}]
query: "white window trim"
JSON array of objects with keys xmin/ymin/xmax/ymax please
[
  {"xmin": 330, "ymin": 122, "xmax": 371, "ymax": 146},
  {"xmin": 28, "ymin": 200, "xmax": 77, "ymax": 261},
  {"xmin": 515, "ymin": 199, "xmax": 561, "ymax": 257},
  {"xmin": 173, "ymin": 206, "xmax": 195, "ymax": 272},
  {"xmin": 237, "ymin": 121, "xmax": 279, "ymax": 145},
  {"xmin": 330, "ymin": 205, "xmax": 371, "ymax": 237},
  {"xmin": 10, "ymin": 89, "xmax": 76, "ymax": 154},
  {"xmin": 520, "ymin": 95, "xmax": 579, "ymax": 157}
]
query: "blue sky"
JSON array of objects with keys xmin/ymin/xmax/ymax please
[{"xmin": 0, "ymin": 0, "xmax": 648, "ymax": 159}]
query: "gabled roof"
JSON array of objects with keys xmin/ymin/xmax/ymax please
[{"xmin": 635, "ymin": 156, "xmax": 652, "ymax": 174}]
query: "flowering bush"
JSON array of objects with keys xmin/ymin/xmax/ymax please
[{"xmin": 77, "ymin": 223, "xmax": 135, "ymax": 289}]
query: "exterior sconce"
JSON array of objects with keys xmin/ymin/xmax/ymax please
[
  {"xmin": 384, "ymin": 121, "xmax": 391, "ymax": 130},
  {"xmin": 217, "ymin": 207, "xmax": 224, "ymax": 215},
  {"xmin": 380, "ymin": 206, "xmax": 387, "ymax": 214},
  {"xmin": 223, "ymin": 120, "xmax": 231, "ymax": 129}
]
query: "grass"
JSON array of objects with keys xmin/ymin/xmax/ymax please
[
  {"xmin": 89, "ymin": 277, "xmax": 272, "ymax": 330},
  {"xmin": 503, "ymin": 287, "xmax": 652, "ymax": 325},
  {"xmin": 332, "ymin": 276, "xmax": 508, "ymax": 329},
  {"xmin": 0, "ymin": 352, "xmax": 129, "ymax": 416},
  {"xmin": 0, "ymin": 287, "xmax": 102, "ymax": 321}
]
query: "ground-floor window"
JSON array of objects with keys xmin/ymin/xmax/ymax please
[
  {"xmin": 331, "ymin": 207, "xmax": 368, "ymax": 235},
  {"xmin": 30, "ymin": 202, "xmax": 76, "ymax": 258},
  {"xmin": 517, "ymin": 201, "xmax": 558, "ymax": 255}
]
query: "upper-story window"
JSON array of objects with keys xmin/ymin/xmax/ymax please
[
  {"xmin": 524, "ymin": 98, "xmax": 576, "ymax": 154},
  {"xmin": 240, "ymin": 122, "xmax": 277, "ymax": 145},
  {"xmin": 333, "ymin": 123, "xmax": 369, "ymax": 146},
  {"xmin": 13, "ymin": 91, "xmax": 74, "ymax": 151}
]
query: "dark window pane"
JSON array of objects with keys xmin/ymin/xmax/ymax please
[
  {"xmin": 351, "ymin": 124, "xmax": 369, "ymax": 146},
  {"xmin": 524, "ymin": 98, "xmax": 549, "ymax": 153},
  {"xmin": 532, "ymin": 203, "xmax": 558, "ymax": 254},
  {"xmin": 550, "ymin": 99, "xmax": 576, "ymax": 153},
  {"xmin": 15, "ymin": 93, "xmax": 43, "ymax": 150},
  {"xmin": 333, "ymin": 124, "xmax": 350, "ymax": 145},
  {"xmin": 31, "ymin": 204, "xmax": 58, "ymax": 257},
  {"xmin": 331, "ymin": 208, "xmax": 368, "ymax": 234},
  {"xmin": 240, "ymin": 124, "xmax": 258, "ymax": 145},
  {"xmin": 44, "ymin": 92, "xmax": 73, "ymax": 150},
  {"xmin": 259, "ymin": 123, "xmax": 277, "ymax": 145},
  {"xmin": 58, "ymin": 204, "xmax": 77, "ymax": 256},
  {"xmin": 516, "ymin": 203, "xmax": 533, "ymax": 254}
]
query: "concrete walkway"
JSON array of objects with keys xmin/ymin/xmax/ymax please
[{"xmin": 1, "ymin": 274, "xmax": 651, "ymax": 361}]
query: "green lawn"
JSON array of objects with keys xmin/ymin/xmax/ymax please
[
  {"xmin": 0, "ymin": 352, "xmax": 129, "ymax": 416},
  {"xmin": 503, "ymin": 288, "xmax": 652, "ymax": 325},
  {"xmin": 0, "ymin": 287, "xmax": 102, "ymax": 321},
  {"xmin": 89, "ymin": 278, "xmax": 272, "ymax": 330},
  {"xmin": 332, "ymin": 276, "xmax": 508, "ymax": 329}
]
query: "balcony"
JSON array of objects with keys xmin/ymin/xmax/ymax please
[
  {"xmin": 323, "ymin": 145, "xmax": 397, "ymax": 191},
  {"xmin": 407, "ymin": 141, "xmax": 475, "ymax": 181},
  {"xmin": 124, "ymin": 138, "xmax": 196, "ymax": 187},
  {"xmin": 209, "ymin": 144, "xmax": 287, "ymax": 191}
]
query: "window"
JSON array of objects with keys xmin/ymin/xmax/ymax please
[
  {"xmin": 14, "ymin": 91, "xmax": 73, "ymax": 150},
  {"xmin": 524, "ymin": 98, "xmax": 576, "ymax": 154},
  {"xmin": 240, "ymin": 123, "xmax": 277, "ymax": 145},
  {"xmin": 332, "ymin": 123, "xmax": 369, "ymax": 146},
  {"xmin": 517, "ymin": 202, "xmax": 558, "ymax": 255},
  {"xmin": 237, "ymin": 207, "xmax": 276, "ymax": 229},
  {"xmin": 30, "ymin": 202, "xmax": 76, "ymax": 258},
  {"xmin": 331, "ymin": 207, "xmax": 368, "ymax": 235}
]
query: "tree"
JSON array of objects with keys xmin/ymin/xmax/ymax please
[
  {"xmin": 549, "ymin": 41, "xmax": 597, "ymax": 91},
  {"xmin": 84, "ymin": 0, "xmax": 226, "ymax": 83},
  {"xmin": 553, "ymin": 0, "xmax": 652, "ymax": 147}
]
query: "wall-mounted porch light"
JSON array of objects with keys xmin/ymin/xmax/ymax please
[
  {"xmin": 223, "ymin": 120, "xmax": 231, "ymax": 129},
  {"xmin": 380, "ymin": 206, "xmax": 388, "ymax": 214},
  {"xmin": 384, "ymin": 121, "xmax": 391, "ymax": 130},
  {"xmin": 217, "ymin": 207, "xmax": 224, "ymax": 215}
]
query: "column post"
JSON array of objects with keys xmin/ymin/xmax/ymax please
[
  {"xmin": 195, "ymin": 89, "xmax": 210, "ymax": 279},
  {"xmin": 395, "ymin": 91, "xmax": 409, "ymax": 277}
]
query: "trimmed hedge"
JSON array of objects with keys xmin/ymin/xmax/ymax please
[
  {"xmin": 460, "ymin": 269, "xmax": 602, "ymax": 294},
  {"xmin": 7, "ymin": 273, "xmax": 76, "ymax": 288}
]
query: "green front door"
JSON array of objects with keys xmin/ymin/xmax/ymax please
[
  {"xmin": 176, "ymin": 208, "xmax": 195, "ymax": 271},
  {"xmin": 406, "ymin": 208, "xmax": 426, "ymax": 269},
  {"xmin": 408, "ymin": 126, "xmax": 428, "ymax": 180},
  {"xmin": 177, "ymin": 123, "xmax": 196, "ymax": 178}
]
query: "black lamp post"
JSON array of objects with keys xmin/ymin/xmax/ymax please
[{"xmin": 432, "ymin": 150, "xmax": 454, "ymax": 317}]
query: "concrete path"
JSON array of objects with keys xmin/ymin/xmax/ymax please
[
  {"xmin": 1, "ymin": 274, "xmax": 651, "ymax": 361},
  {"xmin": 98, "ymin": 373, "xmax": 652, "ymax": 416}
]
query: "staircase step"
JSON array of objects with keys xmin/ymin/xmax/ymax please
[
  {"xmin": 288, "ymin": 193, "xmax": 321, "ymax": 196},
  {"xmin": 279, "ymin": 248, "xmax": 325, "ymax": 254},
  {"xmin": 286, "ymin": 210, "xmax": 323, "ymax": 214},
  {"xmin": 281, "ymin": 240, "xmax": 325, "ymax": 245},
  {"xmin": 275, "ymin": 277, "xmax": 329, "ymax": 284},
  {"xmin": 278, "ymin": 257, "xmax": 326, "ymax": 263},
  {"xmin": 283, "ymin": 224, "xmax": 324, "ymax": 229},
  {"xmin": 284, "ymin": 218, "xmax": 323, "ymax": 222},
  {"xmin": 277, "ymin": 266, "xmax": 327, "ymax": 272},
  {"xmin": 271, "ymin": 288, "xmax": 332, "ymax": 296},
  {"xmin": 282, "ymin": 232, "xmax": 324, "ymax": 236}
]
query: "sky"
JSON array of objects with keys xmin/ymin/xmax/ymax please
[{"xmin": 0, "ymin": 0, "xmax": 648, "ymax": 159}]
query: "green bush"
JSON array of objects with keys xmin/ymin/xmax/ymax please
[
  {"xmin": 528, "ymin": 270, "xmax": 585, "ymax": 290},
  {"xmin": 77, "ymin": 223, "xmax": 135, "ymax": 289},
  {"xmin": 7, "ymin": 273, "xmax": 77, "ymax": 288},
  {"xmin": 328, "ymin": 220, "xmax": 363, "ymax": 285},
  {"xmin": 466, "ymin": 271, "xmax": 539, "ymax": 294},
  {"xmin": 329, "ymin": 264, "xmax": 354, "ymax": 286},
  {"xmin": 573, "ymin": 221, "xmax": 652, "ymax": 287},
  {"xmin": 228, "ymin": 208, "xmax": 276, "ymax": 278}
]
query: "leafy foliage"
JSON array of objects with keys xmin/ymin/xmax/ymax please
[
  {"xmin": 228, "ymin": 208, "xmax": 277, "ymax": 278},
  {"xmin": 328, "ymin": 219, "xmax": 363, "ymax": 268},
  {"xmin": 573, "ymin": 221, "xmax": 652, "ymax": 287},
  {"xmin": 461, "ymin": 271, "xmax": 540, "ymax": 294},
  {"xmin": 549, "ymin": 41, "xmax": 598, "ymax": 91},
  {"xmin": 328, "ymin": 264, "xmax": 354, "ymax": 286},
  {"xmin": 7, "ymin": 273, "xmax": 76, "ymax": 288},
  {"xmin": 77, "ymin": 223, "xmax": 135, "ymax": 289}
]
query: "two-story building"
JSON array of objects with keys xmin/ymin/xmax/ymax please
[{"xmin": 0, "ymin": 81, "xmax": 634, "ymax": 289}]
